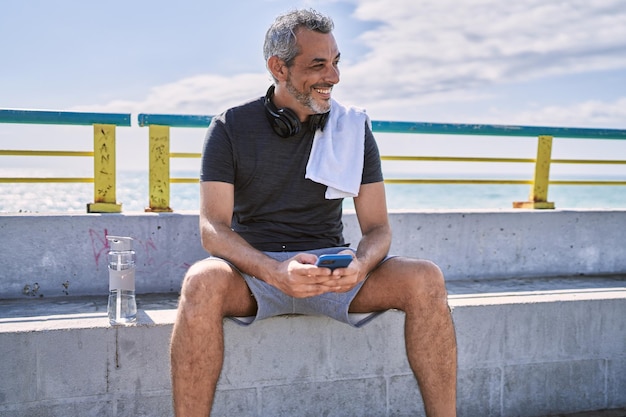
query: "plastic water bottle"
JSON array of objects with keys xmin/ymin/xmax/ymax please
[{"xmin": 107, "ymin": 236, "xmax": 137, "ymax": 325}]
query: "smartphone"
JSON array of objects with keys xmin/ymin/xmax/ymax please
[{"xmin": 315, "ymin": 254, "xmax": 353, "ymax": 271}]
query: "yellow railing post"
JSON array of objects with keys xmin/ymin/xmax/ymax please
[
  {"xmin": 146, "ymin": 125, "xmax": 173, "ymax": 212},
  {"xmin": 87, "ymin": 124, "xmax": 122, "ymax": 213},
  {"xmin": 513, "ymin": 135, "xmax": 555, "ymax": 209}
]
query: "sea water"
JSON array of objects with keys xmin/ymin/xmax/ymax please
[{"xmin": 1, "ymin": 170, "xmax": 625, "ymax": 213}]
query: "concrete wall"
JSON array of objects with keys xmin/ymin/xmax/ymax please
[
  {"xmin": 1, "ymin": 209, "xmax": 625, "ymax": 299},
  {"xmin": 1, "ymin": 289, "xmax": 624, "ymax": 416},
  {"xmin": 0, "ymin": 209, "xmax": 625, "ymax": 416}
]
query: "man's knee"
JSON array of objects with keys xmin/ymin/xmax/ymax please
[
  {"xmin": 393, "ymin": 258, "xmax": 448, "ymax": 303},
  {"xmin": 418, "ymin": 259, "xmax": 447, "ymax": 297},
  {"xmin": 180, "ymin": 259, "xmax": 236, "ymax": 306}
]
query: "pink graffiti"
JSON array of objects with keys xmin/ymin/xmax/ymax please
[
  {"xmin": 88, "ymin": 228, "xmax": 191, "ymax": 272},
  {"xmin": 135, "ymin": 236, "xmax": 190, "ymax": 273},
  {"xmin": 89, "ymin": 228, "xmax": 110, "ymax": 267}
]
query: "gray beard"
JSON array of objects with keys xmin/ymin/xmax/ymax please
[{"xmin": 285, "ymin": 78, "xmax": 330, "ymax": 115}]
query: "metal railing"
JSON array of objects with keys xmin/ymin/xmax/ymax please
[
  {"xmin": 0, "ymin": 109, "xmax": 131, "ymax": 212},
  {"xmin": 137, "ymin": 114, "xmax": 212, "ymax": 212},
  {"xmin": 138, "ymin": 113, "xmax": 626, "ymax": 212},
  {"xmin": 2, "ymin": 109, "xmax": 625, "ymax": 213}
]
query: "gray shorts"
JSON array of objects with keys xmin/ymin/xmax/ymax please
[{"xmin": 216, "ymin": 247, "xmax": 391, "ymax": 328}]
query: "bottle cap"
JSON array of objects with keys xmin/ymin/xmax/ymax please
[{"xmin": 106, "ymin": 236, "xmax": 133, "ymax": 251}]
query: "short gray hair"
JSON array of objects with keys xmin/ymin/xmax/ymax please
[{"xmin": 263, "ymin": 9, "xmax": 334, "ymax": 69}]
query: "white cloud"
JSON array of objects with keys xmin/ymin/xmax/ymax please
[
  {"xmin": 507, "ymin": 98, "xmax": 626, "ymax": 128},
  {"xmin": 75, "ymin": 73, "xmax": 271, "ymax": 116},
  {"xmin": 340, "ymin": 0, "xmax": 626, "ymax": 103}
]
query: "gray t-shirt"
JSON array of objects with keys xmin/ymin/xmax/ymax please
[{"xmin": 200, "ymin": 95, "xmax": 383, "ymax": 252}]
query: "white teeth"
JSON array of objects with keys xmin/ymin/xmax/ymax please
[{"xmin": 315, "ymin": 88, "xmax": 331, "ymax": 94}]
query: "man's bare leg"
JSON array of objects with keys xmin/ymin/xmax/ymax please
[
  {"xmin": 350, "ymin": 257, "xmax": 457, "ymax": 417},
  {"xmin": 170, "ymin": 259, "xmax": 257, "ymax": 417}
]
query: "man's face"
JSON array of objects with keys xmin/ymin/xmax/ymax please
[{"xmin": 284, "ymin": 29, "xmax": 340, "ymax": 116}]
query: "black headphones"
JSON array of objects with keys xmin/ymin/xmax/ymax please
[{"xmin": 264, "ymin": 85, "xmax": 329, "ymax": 138}]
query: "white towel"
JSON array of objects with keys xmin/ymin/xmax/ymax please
[{"xmin": 305, "ymin": 99, "xmax": 370, "ymax": 199}]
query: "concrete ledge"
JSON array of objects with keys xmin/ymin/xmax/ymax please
[
  {"xmin": 1, "ymin": 277, "xmax": 624, "ymax": 417},
  {"xmin": 1, "ymin": 209, "xmax": 625, "ymax": 299}
]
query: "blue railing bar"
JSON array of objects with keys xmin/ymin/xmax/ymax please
[
  {"xmin": 371, "ymin": 121, "xmax": 626, "ymax": 140},
  {"xmin": 138, "ymin": 113, "xmax": 213, "ymax": 128},
  {"xmin": 0, "ymin": 109, "xmax": 131, "ymax": 126},
  {"xmin": 137, "ymin": 113, "xmax": 626, "ymax": 140}
]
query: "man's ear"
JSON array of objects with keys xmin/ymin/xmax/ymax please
[{"xmin": 267, "ymin": 56, "xmax": 288, "ymax": 82}]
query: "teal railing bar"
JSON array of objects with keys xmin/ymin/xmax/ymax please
[
  {"xmin": 138, "ymin": 113, "xmax": 213, "ymax": 128},
  {"xmin": 371, "ymin": 121, "xmax": 626, "ymax": 140},
  {"xmin": 137, "ymin": 113, "xmax": 626, "ymax": 141},
  {"xmin": 0, "ymin": 109, "xmax": 131, "ymax": 126}
]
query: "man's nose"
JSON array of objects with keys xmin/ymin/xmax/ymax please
[{"xmin": 324, "ymin": 64, "xmax": 340, "ymax": 84}]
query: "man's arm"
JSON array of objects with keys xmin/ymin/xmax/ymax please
[
  {"xmin": 319, "ymin": 181, "xmax": 392, "ymax": 293},
  {"xmin": 352, "ymin": 181, "xmax": 392, "ymax": 279},
  {"xmin": 199, "ymin": 181, "xmax": 279, "ymax": 280},
  {"xmin": 199, "ymin": 181, "xmax": 339, "ymax": 297}
]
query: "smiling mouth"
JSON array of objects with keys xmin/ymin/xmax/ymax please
[{"xmin": 314, "ymin": 87, "xmax": 332, "ymax": 95}]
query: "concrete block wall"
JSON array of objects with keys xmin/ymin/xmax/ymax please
[
  {"xmin": 216, "ymin": 290, "xmax": 626, "ymax": 416},
  {"xmin": 451, "ymin": 292, "xmax": 626, "ymax": 417},
  {"xmin": 1, "ymin": 286, "xmax": 625, "ymax": 416}
]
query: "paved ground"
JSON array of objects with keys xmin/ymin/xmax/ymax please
[
  {"xmin": 545, "ymin": 409, "xmax": 626, "ymax": 417},
  {"xmin": 2, "ymin": 274, "xmax": 624, "ymax": 318},
  {"xmin": 446, "ymin": 274, "xmax": 626, "ymax": 295}
]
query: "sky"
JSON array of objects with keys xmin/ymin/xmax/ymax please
[{"xmin": 1, "ymin": 0, "xmax": 626, "ymax": 177}]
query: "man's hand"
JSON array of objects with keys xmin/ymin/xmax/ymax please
[
  {"xmin": 268, "ymin": 252, "xmax": 362, "ymax": 298},
  {"xmin": 316, "ymin": 251, "xmax": 364, "ymax": 294}
]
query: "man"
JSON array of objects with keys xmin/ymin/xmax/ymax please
[{"xmin": 170, "ymin": 8, "xmax": 457, "ymax": 417}]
